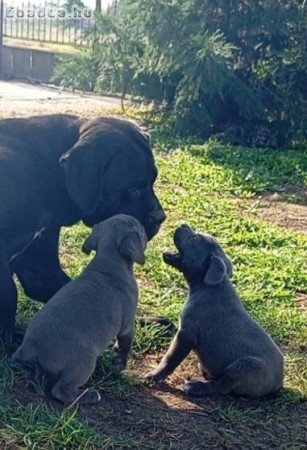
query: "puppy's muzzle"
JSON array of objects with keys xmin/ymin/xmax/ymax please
[{"xmin": 174, "ymin": 224, "xmax": 194, "ymax": 249}]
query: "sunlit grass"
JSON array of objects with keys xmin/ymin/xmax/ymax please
[{"xmin": 1, "ymin": 132, "xmax": 306, "ymax": 448}]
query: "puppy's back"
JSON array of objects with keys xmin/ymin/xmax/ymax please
[
  {"xmin": 13, "ymin": 268, "xmax": 131, "ymax": 376},
  {"xmin": 187, "ymin": 280, "xmax": 283, "ymax": 388}
]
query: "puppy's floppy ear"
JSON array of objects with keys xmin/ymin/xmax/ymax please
[
  {"xmin": 203, "ymin": 255, "xmax": 227, "ymax": 285},
  {"xmin": 225, "ymin": 255, "xmax": 234, "ymax": 278},
  {"xmin": 82, "ymin": 226, "xmax": 99, "ymax": 254},
  {"xmin": 119, "ymin": 232, "xmax": 146, "ymax": 265}
]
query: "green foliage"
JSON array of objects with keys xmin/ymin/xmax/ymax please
[
  {"xmin": 52, "ymin": 52, "xmax": 98, "ymax": 92},
  {"xmin": 92, "ymin": 12, "xmax": 142, "ymax": 109},
  {"xmin": 126, "ymin": 0, "xmax": 307, "ymax": 144},
  {"xmin": 54, "ymin": 0, "xmax": 307, "ymax": 146}
]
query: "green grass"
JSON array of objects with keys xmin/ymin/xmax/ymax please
[
  {"xmin": 4, "ymin": 37, "xmax": 81, "ymax": 55},
  {"xmin": 1, "ymin": 133, "xmax": 306, "ymax": 448}
]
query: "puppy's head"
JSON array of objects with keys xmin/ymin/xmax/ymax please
[
  {"xmin": 82, "ymin": 214, "xmax": 147, "ymax": 265},
  {"xmin": 163, "ymin": 225, "xmax": 233, "ymax": 286}
]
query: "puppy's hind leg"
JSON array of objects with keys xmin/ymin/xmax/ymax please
[
  {"xmin": 185, "ymin": 357, "xmax": 269, "ymax": 398},
  {"xmin": 113, "ymin": 331, "xmax": 133, "ymax": 371},
  {"xmin": 52, "ymin": 375, "xmax": 101, "ymax": 405},
  {"xmin": 52, "ymin": 379, "xmax": 101, "ymax": 405},
  {"xmin": 215, "ymin": 356, "xmax": 269, "ymax": 397},
  {"xmin": 51, "ymin": 359, "xmax": 100, "ymax": 405}
]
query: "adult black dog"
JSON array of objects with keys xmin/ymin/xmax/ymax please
[{"xmin": 0, "ymin": 114, "xmax": 165, "ymax": 339}]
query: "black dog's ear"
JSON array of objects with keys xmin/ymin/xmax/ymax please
[
  {"xmin": 119, "ymin": 232, "xmax": 146, "ymax": 265},
  {"xmin": 82, "ymin": 226, "xmax": 99, "ymax": 254},
  {"xmin": 203, "ymin": 255, "xmax": 227, "ymax": 285},
  {"xmin": 60, "ymin": 143, "xmax": 102, "ymax": 215}
]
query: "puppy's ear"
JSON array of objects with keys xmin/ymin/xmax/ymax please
[
  {"xmin": 82, "ymin": 226, "xmax": 99, "ymax": 254},
  {"xmin": 119, "ymin": 232, "xmax": 146, "ymax": 265},
  {"xmin": 225, "ymin": 255, "xmax": 234, "ymax": 278},
  {"xmin": 203, "ymin": 255, "xmax": 227, "ymax": 285}
]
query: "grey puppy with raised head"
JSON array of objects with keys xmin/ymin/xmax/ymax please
[
  {"xmin": 12, "ymin": 214, "xmax": 147, "ymax": 404},
  {"xmin": 145, "ymin": 225, "xmax": 284, "ymax": 398}
]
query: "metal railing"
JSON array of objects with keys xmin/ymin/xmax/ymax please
[
  {"xmin": 2, "ymin": 1, "xmax": 95, "ymax": 46},
  {"xmin": 0, "ymin": 0, "xmax": 118, "ymax": 47}
]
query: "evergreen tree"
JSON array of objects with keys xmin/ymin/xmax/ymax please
[{"xmin": 55, "ymin": 0, "xmax": 307, "ymax": 146}]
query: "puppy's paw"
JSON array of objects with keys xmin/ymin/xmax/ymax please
[
  {"xmin": 143, "ymin": 371, "xmax": 166, "ymax": 384},
  {"xmin": 78, "ymin": 388, "xmax": 101, "ymax": 405},
  {"xmin": 184, "ymin": 380, "xmax": 217, "ymax": 397}
]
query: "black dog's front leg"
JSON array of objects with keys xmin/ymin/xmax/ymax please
[
  {"xmin": 14, "ymin": 226, "xmax": 70, "ymax": 303},
  {"xmin": 145, "ymin": 330, "xmax": 193, "ymax": 383},
  {"xmin": 112, "ymin": 332, "xmax": 134, "ymax": 371},
  {"xmin": 0, "ymin": 239, "xmax": 18, "ymax": 340}
]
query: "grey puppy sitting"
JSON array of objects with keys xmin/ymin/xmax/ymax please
[
  {"xmin": 145, "ymin": 225, "xmax": 284, "ymax": 398},
  {"xmin": 12, "ymin": 214, "xmax": 147, "ymax": 404}
]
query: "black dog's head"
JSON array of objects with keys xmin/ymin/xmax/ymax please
[
  {"xmin": 60, "ymin": 117, "xmax": 165, "ymax": 240},
  {"xmin": 163, "ymin": 225, "xmax": 233, "ymax": 286}
]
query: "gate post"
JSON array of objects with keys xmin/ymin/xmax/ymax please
[
  {"xmin": 0, "ymin": 0, "xmax": 3, "ymax": 46},
  {"xmin": 0, "ymin": 0, "xmax": 3, "ymax": 75}
]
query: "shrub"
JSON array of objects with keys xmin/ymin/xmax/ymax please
[{"xmin": 54, "ymin": 0, "xmax": 307, "ymax": 147}]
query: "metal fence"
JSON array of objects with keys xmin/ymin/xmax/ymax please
[{"xmin": 1, "ymin": 0, "xmax": 118, "ymax": 47}]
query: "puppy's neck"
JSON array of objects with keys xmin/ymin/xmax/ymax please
[
  {"xmin": 187, "ymin": 276, "xmax": 234, "ymax": 297},
  {"xmin": 87, "ymin": 251, "xmax": 134, "ymax": 276}
]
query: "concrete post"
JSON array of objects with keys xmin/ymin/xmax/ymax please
[
  {"xmin": 0, "ymin": 0, "xmax": 3, "ymax": 47},
  {"xmin": 0, "ymin": 0, "xmax": 4, "ymax": 75}
]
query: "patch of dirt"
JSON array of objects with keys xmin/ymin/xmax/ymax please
[
  {"xmin": 8, "ymin": 383, "xmax": 307, "ymax": 450},
  {"xmin": 6, "ymin": 354, "xmax": 307, "ymax": 450},
  {"xmin": 249, "ymin": 188, "xmax": 307, "ymax": 234},
  {"xmin": 264, "ymin": 185, "xmax": 307, "ymax": 204},
  {"xmin": 296, "ymin": 292, "xmax": 307, "ymax": 314},
  {"xmin": 84, "ymin": 389, "xmax": 307, "ymax": 450}
]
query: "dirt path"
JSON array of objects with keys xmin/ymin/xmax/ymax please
[{"xmin": 0, "ymin": 80, "xmax": 121, "ymax": 117}]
